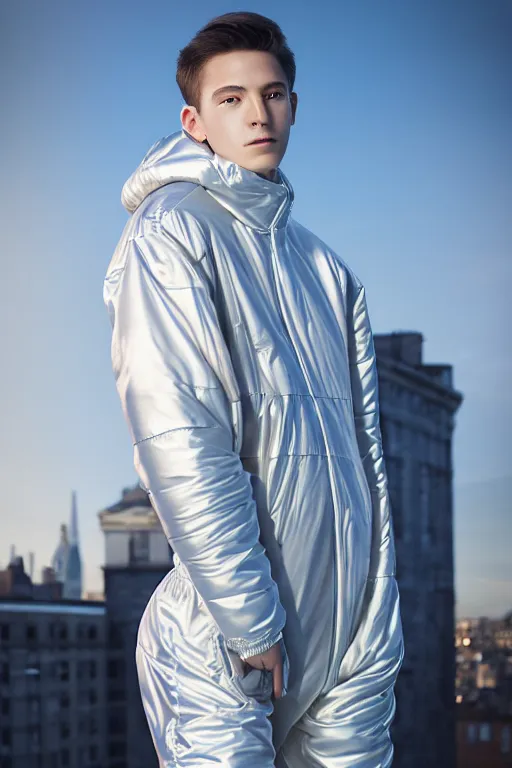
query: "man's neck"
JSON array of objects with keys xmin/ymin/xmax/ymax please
[{"xmin": 256, "ymin": 168, "xmax": 278, "ymax": 183}]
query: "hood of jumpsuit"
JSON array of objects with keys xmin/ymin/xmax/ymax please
[{"xmin": 120, "ymin": 129, "xmax": 295, "ymax": 232}]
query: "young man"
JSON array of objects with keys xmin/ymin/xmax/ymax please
[{"xmin": 104, "ymin": 11, "xmax": 404, "ymax": 768}]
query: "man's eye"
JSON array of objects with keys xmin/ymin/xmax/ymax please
[
  {"xmin": 221, "ymin": 96, "xmax": 239, "ymax": 105},
  {"xmin": 267, "ymin": 91, "xmax": 284, "ymax": 100}
]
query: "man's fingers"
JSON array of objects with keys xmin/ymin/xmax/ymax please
[{"xmin": 272, "ymin": 658, "xmax": 283, "ymax": 699}]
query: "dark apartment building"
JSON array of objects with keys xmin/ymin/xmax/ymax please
[
  {"xmin": 0, "ymin": 598, "xmax": 107, "ymax": 768},
  {"xmin": 374, "ymin": 332, "xmax": 463, "ymax": 768}
]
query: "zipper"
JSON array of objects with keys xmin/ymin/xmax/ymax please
[{"xmin": 267, "ymin": 227, "xmax": 342, "ymax": 690}]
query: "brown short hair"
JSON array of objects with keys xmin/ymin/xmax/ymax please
[{"xmin": 176, "ymin": 12, "xmax": 296, "ymax": 110}]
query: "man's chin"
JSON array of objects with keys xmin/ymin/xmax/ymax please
[{"xmin": 241, "ymin": 148, "xmax": 282, "ymax": 178}]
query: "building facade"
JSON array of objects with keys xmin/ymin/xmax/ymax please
[
  {"xmin": 374, "ymin": 332, "xmax": 463, "ymax": 768},
  {"xmin": 457, "ymin": 708, "xmax": 512, "ymax": 767},
  {"xmin": 0, "ymin": 599, "xmax": 107, "ymax": 768},
  {"xmin": 99, "ymin": 485, "xmax": 173, "ymax": 768}
]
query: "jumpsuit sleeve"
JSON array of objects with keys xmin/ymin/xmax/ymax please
[
  {"xmin": 103, "ymin": 214, "xmax": 285, "ymax": 658},
  {"xmin": 347, "ymin": 278, "xmax": 397, "ymax": 579}
]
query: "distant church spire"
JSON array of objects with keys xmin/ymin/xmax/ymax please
[
  {"xmin": 69, "ymin": 490, "xmax": 79, "ymax": 545},
  {"xmin": 51, "ymin": 491, "xmax": 83, "ymax": 600},
  {"xmin": 63, "ymin": 490, "xmax": 82, "ymax": 600}
]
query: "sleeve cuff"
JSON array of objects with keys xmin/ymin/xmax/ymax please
[{"xmin": 225, "ymin": 629, "xmax": 283, "ymax": 660}]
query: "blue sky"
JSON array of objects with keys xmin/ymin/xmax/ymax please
[{"xmin": 1, "ymin": 0, "xmax": 510, "ymax": 617}]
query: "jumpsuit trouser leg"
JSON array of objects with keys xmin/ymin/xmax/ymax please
[
  {"xmin": 275, "ymin": 575, "xmax": 404, "ymax": 768},
  {"xmin": 135, "ymin": 564, "xmax": 277, "ymax": 767},
  {"xmin": 136, "ymin": 568, "xmax": 403, "ymax": 767}
]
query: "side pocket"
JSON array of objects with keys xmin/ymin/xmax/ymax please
[{"xmin": 213, "ymin": 632, "xmax": 278, "ymax": 705}]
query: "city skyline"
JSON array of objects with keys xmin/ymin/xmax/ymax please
[{"xmin": 2, "ymin": 466, "xmax": 510, "ymax": 621}]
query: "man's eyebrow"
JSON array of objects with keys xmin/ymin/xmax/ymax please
[{"xmin": 211, "ymin": 81, "xmax": 288, "ymax": 100}]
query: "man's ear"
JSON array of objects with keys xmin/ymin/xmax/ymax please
[
  {"xmin": 290, "ymin": 92, "xmax": 298, "ymax": 126},
  {"xmin": 180, "ymin": 105, "xmax": 207, "ymax": 143}
]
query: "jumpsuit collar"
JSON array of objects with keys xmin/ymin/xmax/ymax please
[{"xmin": 121, "ymin": 130, "xmax": 294, "ymax": 232}]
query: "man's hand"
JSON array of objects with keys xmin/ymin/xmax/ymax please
[{"xmin": 243, "ymin": 642, "xmax": 284, "ymax": 699}]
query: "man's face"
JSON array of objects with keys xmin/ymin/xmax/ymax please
[{"xmin": 181, "ymin": 50, "xmax": 297, "ymax": 180}]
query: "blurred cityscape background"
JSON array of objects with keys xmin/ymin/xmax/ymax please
[{"xmin": 1, "ymin": 0, "xmax": 510, "ymax": 766}]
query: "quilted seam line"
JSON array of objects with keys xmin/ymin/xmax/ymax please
[{"xmin": 133, "ymin": 424, "xmax": 222, "ymax": 446}]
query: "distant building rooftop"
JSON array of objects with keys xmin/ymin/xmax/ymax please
[
  {"xmin": 374, "ymin": 331, "xmax": 463, "ymax": 399},
  {"xmin": 103, "ymin": 484, "xmax": 152, "ymax": 514},
  {"xmin": 0, "ymin": 597, "xmax": 106, "ymax": 615}
]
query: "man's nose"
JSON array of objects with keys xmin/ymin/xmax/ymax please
[{"xmin": 248, "ymin": 98, "xmax": 269, "ymax": 126}]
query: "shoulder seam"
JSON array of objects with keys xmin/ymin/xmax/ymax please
[
  {"xmin": 129, "ymin": 184, "xmax": 204, "ymax": 242},
  {"xmin": 147, "ymin": 183, "xmax": 202, "ymax": 224},
  {"xmin": 161, "ymin": 183, "xmax": 203, "ymax": 216}
]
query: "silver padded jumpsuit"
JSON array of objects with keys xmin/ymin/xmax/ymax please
[{"xmin": 103, "ymin": 131, "xmax": 404, "ymax": 767}]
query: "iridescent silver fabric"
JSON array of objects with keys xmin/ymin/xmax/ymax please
[{"xmin": 104, "ymin": 131, "xmax": 404, "ymax": 766}]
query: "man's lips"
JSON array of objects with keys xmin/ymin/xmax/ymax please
[{"xmin": 247, "ymin": 137, "xmax": 277, "ymax": 145}]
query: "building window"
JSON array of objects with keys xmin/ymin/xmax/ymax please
[
  {"xmin": 89, "ymin": 689, "xmax": 97, "ymax": 705},
  {"xmin": 109, "ymin": 741, "xmax": 126, "ymax": 758},
  {"xmin": 479, "ymin": 723, "xmax": 492, "ymax": 742},
  {"xmin": 50, "ymin": 622, "xmax": 68, "ymax": 641},
  {"xmin": 1, "ymin": 728, "xmax": 12, "ymax": 746},
  {"xmin": 0, "ymin": 624, "xmax": 9, "ymax": 642},
  {"xmin": 60, "ymin": 692, "xmax": 70, "ymax": 709},
  {"xmin": 1, "ymin": 663, "xmax": 9, "ymax": 684},
  {"xmin": 109, "ymin": 712, "xmax": 126, "ymax": 735},
  {"xmin": 108, "ymin": 659, "xmax": 125, "ymax": 679},
  {"xmin": 467, "ymin": 723, "xmax": 477, "ymax": 743},
  {"xmin": 386, "ymin": 456, "xmax": 404, "ymax": 539},
  {"xmin": 89, "ymin": 660, "xmax": 97, "ymax": 679},
  {"xmin": 108, "ymin": 687, "xmax": 125, "ymax": 702},
  {"xmin": 89, "ymin": 744, "xmax": 98, "ymax": 761},
  {"xmin": 88, "ymin": 625, "xmax": 98, "ymax": 641},
  {"xmin": 25, "ymin": 653, "xmax": 40, "ymax": 678},
  {"xmin": 28, "ymin": 697, "xmax": 40, "ymax": 718},
  {"xmin": 108, "ymin": 624, "xmax": 123, "ymax": 649},
  {"xmin": 61, "ymin": 748, "xmax": 70, "ymax": 766},
  {"xmin": 419, "ymin": 463, "xmax": 430, "ymax": 548},
  {"xmin": 429, "ymin": 468, "xmax": 449, "ymax": 546},
  {"xmin": 30, "ymin": 727, "xmax": 40, "ymax": 751},
  {"xmin": 58, "ymin": 661, "xmax": 69, "ymax": 682},
  {"xmin": 128, "ymin": 531, "xmax": 150, "ymax": 564},
  {"xmin": 26, "ymin": 624, "xmax": 38, "ymax": 642},
  {"xmin": 1, "ymin": 698, "xmax": 9, "ymax": 716},
  {"xmin": 502, "ymin": 725, "xmax": 511, "ymax": 754},
  {"xmin": 60, "ymin": 721, "xmax": 70, "ymax": 740}
]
